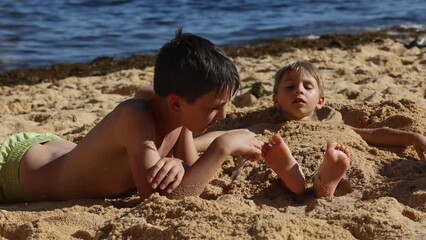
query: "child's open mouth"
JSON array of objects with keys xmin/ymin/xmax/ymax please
[{"xmin": 293, "ymin": 98, "xmax": 306, "ymax": 104}]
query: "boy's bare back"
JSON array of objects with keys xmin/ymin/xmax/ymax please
[{"xmin": 20, "ymin": 98, "xmax": 171, "ymax": 201}]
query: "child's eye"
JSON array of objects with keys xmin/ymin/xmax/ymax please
[
  {"xmin": 305, "ymin": 85, "xmax": 313, "ymax": 90},
  {"xmin": 211, "ymin": 104, "xmax": 225, "ymax": 111}
]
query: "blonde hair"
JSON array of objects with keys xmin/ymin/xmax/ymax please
[{"xmin": 273, "ymin": 60, "xmax": 324, "ymax": 96}]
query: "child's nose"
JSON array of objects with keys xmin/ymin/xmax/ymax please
[
  {"xmin": 295, "ymin": 86, "xmax": 304, "ymax": 94},
  {"xmin": 216, "ymin": 108, "xmax": 226, "ymax": 120}
]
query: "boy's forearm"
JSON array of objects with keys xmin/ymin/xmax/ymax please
[
  {"xmin": 352, "ymin": 127, "xmax": 417, "ymax": 147},
  {"xmin": 165, "ymin": 139, "xmax": 230, "ymax": 199},
  {"xmin": 194, "ymin": 131, "xmax": 226, "ymax": 152}
]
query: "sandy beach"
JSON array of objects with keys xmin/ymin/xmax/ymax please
[{"xmin": 1, "ymin": 30, "xmax": 426, "ymax": 239}]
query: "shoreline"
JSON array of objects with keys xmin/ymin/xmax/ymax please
[{"xmin": 1, "ymin": 26, "xmax": 425, "ymax": 86}]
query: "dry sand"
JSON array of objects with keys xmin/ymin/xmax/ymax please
[{"xmin": 1, "ymin": 35, "xmax": 426, "ymax": 239}]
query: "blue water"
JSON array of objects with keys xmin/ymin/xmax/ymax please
[{"xmin": 0, "ymin": 0, "xmax": 425, "ymax": 72}]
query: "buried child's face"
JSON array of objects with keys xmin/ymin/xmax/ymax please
[{"xmin": 273, "ymin": 69, "xmax": 324, "ymax": 121}]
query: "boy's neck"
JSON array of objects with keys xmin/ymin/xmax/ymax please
[{"xmin": 149, "ymin": 94, "xmax": 183, "ymax": 137}]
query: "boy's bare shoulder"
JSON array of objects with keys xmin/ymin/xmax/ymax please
[
  {"xmin": 107, "ymin": 98, "xmax": 153, "ymax": 125},
  {"xmin": 115, "ymin": 98, "xmax": 151, "ymax": 113}
]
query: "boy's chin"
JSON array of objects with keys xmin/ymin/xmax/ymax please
[
  {"xmin": 200, "ymin": 121, "xmax": 218, "ymax": 133},
  {"xmin": 189, "ymin": 126, "xmax": 209, "ymax": 134}
]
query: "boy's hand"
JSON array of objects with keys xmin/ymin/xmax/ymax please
[
  {"xmin": 146, "ymin": 158, "xmax": 185, "ymax": 193},
  {"xmin": 216, "ymin": 129, "xmax": 263, "ymax": 160},
  {"xmin": 413, "ymin": 133, "xmax": 426, "ymax": 160}
]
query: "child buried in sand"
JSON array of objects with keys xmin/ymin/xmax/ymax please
[
  {"xmin": 0, "ymin": 29, "xmax": 263, "ymax": 203},
  {"xmin": 196, "ymin": 60, "xmax": 426, "ymax": 198},
  {"xmin": 256, "ymin": 60, "xmax": 350, "ymax": 198}
]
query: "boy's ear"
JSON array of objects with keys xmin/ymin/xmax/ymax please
[
  {"xmin": 167, "ymin": 94, "xmax": 183, "ymax": 112},
  {"xmin": 316, "ymin": 96, "xmax": 325, "ymax": 109},
  {"xmin": 273, "ymin": 94, "xmax": 279, "ymax": 107}
]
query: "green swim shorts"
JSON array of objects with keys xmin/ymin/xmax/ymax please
[{"xmin": 0, "ymin": 132, "xmax": 61, "ymax": 203}]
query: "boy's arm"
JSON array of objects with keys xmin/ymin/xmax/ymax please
[
  {"xmin": 165, "ymin": 130, "xmax": 263, "ymax": 199},
  {"xmin": 115, "ymin": 100, "xmax": 184, "ymax": 198},
  {"xmin": 194, "ymin": 130, "xmax": 236, "ymax": 152},
  {"xmin": 194, "ymin": 125, "xmax": 265, "ymax": 152},
  {"xmin": 351, "ymin": 126, "xmax": 426, "ymax": 160},
  {"xmin": 173, "ymin": 127, "xmax": 199, "ymax": 166},
  {"xmin": 128, "ymin": 139, "xmax": 162, "ymax": 198},
  {"xmin": 126, "ymin": 126, "xmax": 187, "ymax": 198}
]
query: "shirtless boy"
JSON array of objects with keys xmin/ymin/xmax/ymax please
[{"xmin": 0, "ymin": 29, "xmax": 263, "ymax": 203}]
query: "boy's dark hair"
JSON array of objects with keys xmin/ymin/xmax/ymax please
[
  {"xmin": 154, "ymin": 29, "xmax": 240, "ymax": 103},
  {"xmin": 274, "ymin": 60, "xmax": 324, "ymax": 96}
]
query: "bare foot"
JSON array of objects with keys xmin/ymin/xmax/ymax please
[
  {"xmin": 314, "ymin": 141, "xmax": 350, "ymax": 198},
  {"xmin": 262, "ymin": 134, "xmax": 305, "ymax": 194}
]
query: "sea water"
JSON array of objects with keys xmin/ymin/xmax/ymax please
[{"xmin": 0, "ymin": 0, "xmax": 425, "ymax": 71}]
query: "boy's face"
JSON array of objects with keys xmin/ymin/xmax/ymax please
[
  {"xmin": 273, "ymin": 69, "xmax": 324, "ymax": 120},
  {"xmin": 178, "ymin": 89, "xmax": 230, "ymax": 133}
]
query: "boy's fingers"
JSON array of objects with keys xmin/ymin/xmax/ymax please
[
  {"xmin": 166, "ymin": 172, "xmax": 184, "ymax": 193},
  {"xmin": 254, "ymin": 139, "xmax": 263, "ymax": 146},
  {"xmin": 159, "ymin": 168, "xmax": 179, "ymax": 190},
  {"xmin": 151, "ymin": 163, "xmax": 172, "ymax": 189},
  {"xmin": 159, "ymin": 176, "xmax": 176, "ymax": 190},
  {"xmin": 146, "ymin": 159, "xmax": 166, "ymax": 183}
]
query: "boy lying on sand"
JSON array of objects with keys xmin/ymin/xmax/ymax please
[
  {"xmin": 195, "ymin": 60, "xmax": 426, "ymax": 197},
  {"xmin": 0, "ymin": 29, "xmax": 263, "ymax": 203}
]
